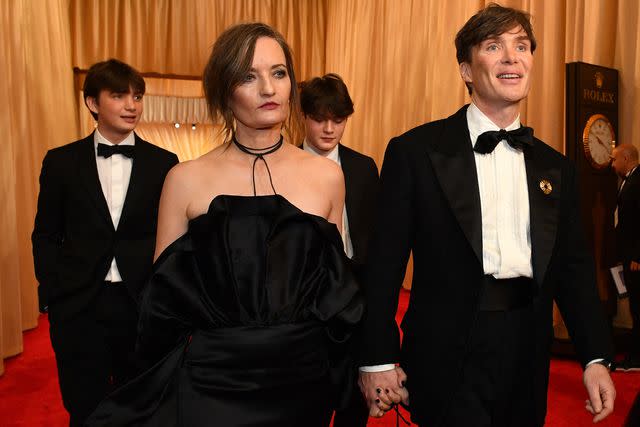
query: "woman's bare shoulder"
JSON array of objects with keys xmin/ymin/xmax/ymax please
[
  {"xmin": 288, "ymin": 148, "xmax": 344, "ymax": 196},
  {"xmin": 170, "ymin": 145, "xmax": 228, "ymax": 177},
  {"xmin": 163, "ymin": 149, "xmax": 225, "ymax": 199},
  {"xmin": 312, "ymin": 154, "xmax": 344, "ymax": 184},
  {"xmin": 291, "ymin": 147, "xmax": 341, "ymax": 174}
]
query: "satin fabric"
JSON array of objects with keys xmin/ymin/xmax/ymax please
[{"xmin": 85, "ymin": 195, "xmax": 363, "ymax": 427}]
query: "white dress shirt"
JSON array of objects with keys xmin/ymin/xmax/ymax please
[
  {"xmin": 94, "ymin": 129, "xmax": 135, "ymax": 282},
  {"xmin": 302, "ymin": 140, "xmax": 354, "ymax": 259},
  {"xmin": 467, "ymin": 103, "xmax": 533, "ymax": 279}
]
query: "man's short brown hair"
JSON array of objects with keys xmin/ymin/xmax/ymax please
[{"xmin": 455, "ymin": 3, "xmax": 537, "ymax": 65}]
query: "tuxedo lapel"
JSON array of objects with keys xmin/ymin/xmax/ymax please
[
  {"xmin": 620, "ymin": 166, "xmax": 640, "ymax": 200},
  {"xmin": 118, "ymin": 134, "xmax": 146, "ymax": 228},
  {"xmin": 338, "ymin": 145, "xmax": 357, "ymax": 221},
  {"xmin": 524, "ymin": 140, "xmax": 561, "ymax": 285},
  {"xmin": 77, "ymin": 134, "xmax": 113, "ymax": 228},
  {"xmin": 425, "ymin": 106, "xmax": 483, "ymax": 264}
]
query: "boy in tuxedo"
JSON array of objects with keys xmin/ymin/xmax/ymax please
[
  {"xmin": 32, "ymin": 58, "xmax": 178, "ymax": 427},
  {"xmin": 299, "ymin": 73, "xmax": 378, "ymax": 427}
]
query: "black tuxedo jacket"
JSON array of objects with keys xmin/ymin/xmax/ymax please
[
  {"xmin": 360, "ymin": 106, "xmax": 612, "ymax": 426},
  {"xmin": 32, "ymin": 133, "xmax": 178, "ymax": 320},
  {"xmin": 338, "ymin": 143, "xmax": 379, "ymax": 269},
  {"xmin": 616, "ymin": 166, "xmax": 640, "ymax": 264}
]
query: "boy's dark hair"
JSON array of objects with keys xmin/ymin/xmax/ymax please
[
  {"xmin": 299, "ymin": 73, "xmax": 354, "ymax": 119},
  {"xmin": 83, "ymin": 59, "xmax": 145, "ymax": 120},
  {"xmin": 455, "ymin": 3, "xmax": 536, "ymax": 94}
]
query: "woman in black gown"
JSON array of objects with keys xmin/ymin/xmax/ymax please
[{"xmin": 85, "ymin": 23, "xmax": 364, "ymax": 427}]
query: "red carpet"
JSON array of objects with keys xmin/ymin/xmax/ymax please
[
  {"xmin": 0, "ymin": 314, "xmax": 68, "ymax": 427},
  {"xmin": 1, "ymin": 289, "xmax": 638, "ymax": 426}
]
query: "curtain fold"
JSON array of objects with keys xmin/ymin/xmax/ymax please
[
  {"xmin": 69, "ymin": 0, "xmax": 326, "ymax": 80},
  {"xmin": 0, "ymin": 0, "xmax": 78, "ymax": 374},
  {"xmin": 135, "ymin": 123, "xmax": 222, "ymax": 162},
  {"xmin": 0, "ymin": 0, "xmax": 23, "ymax": 376},
  {"xmin": 140, "ymin": 96, "xmax": 211, "ymax": 125},
  {"xmin": 3, "ymin": 0, "xmax": 640, "ymax": 371},
  {"xmin": 616, "ymin": 0, "xmax": 640, "ymax": 146}
]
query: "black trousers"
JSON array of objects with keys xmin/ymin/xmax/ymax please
[
  {"xmin": 438, "ymin": 304, "xmax": 538, "ymax": 427},
  {"xmin": 49, "ymin": 282, "xmax": 138, "ymax": 427},
  {"xmin": 624, "ymin": 268, "xmax": 640, "ymax": 356},
  {"xmin": 332, "ymin": 383, "xmax": 369, "ymax": 427}
]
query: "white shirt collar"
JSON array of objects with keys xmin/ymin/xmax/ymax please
[
  {"xmin": 302, "ymin": 139, "xmax": 341, "ymax": 164},
  {"xmin": 466, "ymin": 102, "xmax": 521, "ymax": 148},
  {"xmin": 94, "ymin": 129, "xmax": 135, "ymax": 149}
]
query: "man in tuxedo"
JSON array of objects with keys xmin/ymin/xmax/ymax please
[
  {"xmin": 358, "ymin": 4, "xmax": 615, "ymax": 427},
  {"xmin": 299, "ymin": 73, "xmax": 378, "ymax": 427},
  {"xmin": 611, "ymin": 143, "xmax": 640, "ymax": 371},
  {"xmin": 32, "ymin": 59, "xmax": 178, "ymax": 427}
]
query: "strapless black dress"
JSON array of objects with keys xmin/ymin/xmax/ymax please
[{"xmin": 85, "ymin": 195, "xmax": 364, "ymax": 427}]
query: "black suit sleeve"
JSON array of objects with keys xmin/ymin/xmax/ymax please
[
  {"xmin": 366, "ymin": 157, "xmax": 380, "ymax": 179},
  {"xmin": 629, "ymin": 180, "xmax": 640, "ymax": 262},
  {"xmin": 360, "ymin": 138, "xmax": 413, "ymax": 365},
  {"xmin": 554, "ymin": 164, "xmax": 614, "ymax": 366},
  {"xmin": 32, "ymin": 151, "xmax": 65, "ymax": 312},
  {"xmin": 346, "ymin": 153, "xmax": 379, "ymax": 270}
]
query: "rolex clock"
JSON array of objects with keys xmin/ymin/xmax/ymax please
[
  {"xmin": 564, "ymin": 62, "xmax": 619, "ymax": 348},
  {"xmin": 582, "ymin": 113, "xmax": 615, "ymax": 170}
]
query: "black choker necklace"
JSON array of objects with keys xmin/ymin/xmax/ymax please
[{"xmin": 232, "ymin": 135, "xmax": 283, "ymax": 196}]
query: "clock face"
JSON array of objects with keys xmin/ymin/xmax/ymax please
[{"xmin": 583, "ymin": 114, "xmax": 615, "ymax": 169}]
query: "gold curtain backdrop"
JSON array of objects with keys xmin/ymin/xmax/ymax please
[
  {"xmin": 3, "ymin": 0, "xmax": 640, "ymax": 374},
  {"xmin": 140, "ymin": 96, "xmax": 211, "ymax": 125},
  {"xmin": 1, "ymin": 0, "xmax": 78, "ymax": 375}
]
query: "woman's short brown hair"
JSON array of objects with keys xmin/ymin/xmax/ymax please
[{"xmin": 203, "ymin": 22, "xmax": 300, "ymax": 141}]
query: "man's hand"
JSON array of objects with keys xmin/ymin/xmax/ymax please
[
  {"xmin": 630, "ymin": 260, "xmax": 640, "ymax": 272},
  {"xmin": 583, "ymin": 363, "xmax": 616, "ymax": 423},
  {"xmin": 358, "ymin": 366, "xmax": 409, "ymax": 418}
]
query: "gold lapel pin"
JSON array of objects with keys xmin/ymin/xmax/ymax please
[{"xmin": 539, "ymin": 179, "xmax": 553, "ymax": 195}]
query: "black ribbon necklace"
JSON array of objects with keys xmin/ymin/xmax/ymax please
[{"xmin": 232, "ymin": 134, "xmax": 283, "ymax": 196}]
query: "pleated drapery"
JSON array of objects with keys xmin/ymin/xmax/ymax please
[
  {"xmin": 0, "ymin": 0, "xmax": 78, "ymax": 375},
  {"xmin": 4, "ymin": 0, "xmax": 640, "ymax": 373},
  {"xmin": 76, "ymin": 73, "xmax": 221, "ymax": 160}
]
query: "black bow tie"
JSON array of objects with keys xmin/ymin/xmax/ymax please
[
  {"xmin": 97, "ymin": 143, "xmax": 135, "ymax": 159},
  {"xmin": 474, "ymin": 126, "xmax": 534, "ymax": 154}
]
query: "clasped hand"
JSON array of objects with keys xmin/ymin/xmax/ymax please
[
  {"xmin": 583, "ymin": 363, "xmax": 616, "ymax": 423},
  {"xmin": 358, "ymin": 366, "xmax": 409, "ymax": 418}
]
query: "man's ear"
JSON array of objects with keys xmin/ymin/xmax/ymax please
[
  {"xmin": 85, "ymin": 96, "xmax": 99, "ymax": 115},
  {"xmin": 460, "ymin": 62, "xmax": 472, "ymax": 84}
]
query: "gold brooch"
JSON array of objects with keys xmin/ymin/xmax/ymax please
[{"xmin": 539, "ymin": 179, "xmax": 553, "ymax": 195}]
